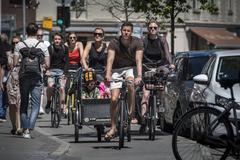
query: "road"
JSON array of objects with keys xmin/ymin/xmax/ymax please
[{"xmin": 36, "ymin": 113, "xmax": 176, "ymax": 160}]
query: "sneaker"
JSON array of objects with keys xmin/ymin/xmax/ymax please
[
  {"xmin": 22, "ymin": 130, "xmax": 31, "ymax": 139},
  {"xmin": 45, "ymin": 101, "xmax": 51, "ymax": 114}
]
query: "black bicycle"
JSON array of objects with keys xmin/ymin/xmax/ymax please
[
  {"xmin": 142, "ymin": 64, "xmax": 169, "ymax": 140},
  {"xmin": 110, "ymin": 70, "xmax": 133, "ymax": 149},
  {"xmin": 48, "ymin": 69, "xmax": 64, "ymax": 128},
  {"xmin": 172, "ymin": 78, "xmax": 240, "ymax": 160}
]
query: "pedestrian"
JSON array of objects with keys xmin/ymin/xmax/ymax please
[
  {"xmin": 14, "ymin": 23, "xmax": 50, "ymax": 139},
  {"xmin": 37, "ymin": 28, "xmax": 50, "ymax": 115},
  {"xmin": 104, "ymin": 22, "xmax": 143, "ymax": 140},
  {"xmin": 0, "ymin": 38, "xmax": 8, "ymax": 123},
  {"xmin": 139, "ymin": 19, "xmax": 173, "ymax": 133},
  {"xmin": 45, "ymin": 32, "xmax": 69, "ymax": 115},
  {"xmin": 6, "ymin": 35, "xmax": 22, "ymax": 134}
]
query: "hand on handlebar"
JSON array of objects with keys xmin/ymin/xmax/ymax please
[{"xmin": 135, "ymin": 76, "xmax": 142, "ymax": 85}]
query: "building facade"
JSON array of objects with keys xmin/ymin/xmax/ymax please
[{"xmin": 2, "ymin": 0, "xmax": 240, "ymax": 53}]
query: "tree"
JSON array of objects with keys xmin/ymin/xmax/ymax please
[
  {"xmin": 131, "ymin": 0, "xmax": 218, "ymax": 55},
  {"xmin": 91, "ymin": 0, "xmax": 143, "ymax": 22}
]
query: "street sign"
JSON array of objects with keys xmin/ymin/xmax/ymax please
[{"xmin": 42, "ymin": 16, "xmax": 53, "ymax": 30}]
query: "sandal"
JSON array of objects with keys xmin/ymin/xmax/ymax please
[{"xmin": 104, "ymin": 129, "xmax": 117, "ymax": 141}]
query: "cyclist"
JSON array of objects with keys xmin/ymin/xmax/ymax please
[
  {"xmin": 82, "ymin": 27, "xmax": 109, "ymax": 97},
  {"xmin": 139, "ymin": 19, "xmax": 173, "ymax": 133},
  {"xmin": 105, "ymin": 22, "xmax": 143, "ymax": 140},
  {"xmin": 65, "ymin": 32, "xmax": 83, "ymax": 70},
  {"xmin": 82, "ymin": 27, "xmax": 107, "ymax": 71},
  {"xmin": 45, "ymin": 32, "xmax": 69, "ymax": 114}
]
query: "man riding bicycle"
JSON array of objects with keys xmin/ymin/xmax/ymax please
[
  {"xmin": 45, "ymin": 32, "xmax": 69, "ymax": 114},
  {"xmin": 105, "ymin": 22, "xmax": 143, "ymax": 140},
  {"xmin": 139, "ymin": 19, "xmax": 173, "ymax": 133}
]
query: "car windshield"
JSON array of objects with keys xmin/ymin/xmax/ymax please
[
  {"xmin": 187, "ymin": 57, "xmax": 209, "ymax": 80},
  {"xmin": 217, "ymin": 56, "xmax": 240, "ymax": 81}
]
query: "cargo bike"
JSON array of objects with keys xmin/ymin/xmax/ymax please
[{"xmin": 73, "ymin": 68, "xmax": 131, "ymax": 149}]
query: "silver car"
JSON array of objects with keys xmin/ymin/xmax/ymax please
[{"xmin": 162, "ymin": 50, "xmax": 213, "ymax": 130}]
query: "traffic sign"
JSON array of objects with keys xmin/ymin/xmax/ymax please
[{"xmin": 42, "ymin": 16, "xmax": 53, "ymax": 30}]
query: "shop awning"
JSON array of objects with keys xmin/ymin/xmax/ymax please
[{"xmin": 190, "ymin": 27, "xmax": 240, "ymax": 49}]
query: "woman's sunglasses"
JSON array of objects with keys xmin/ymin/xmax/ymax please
[{"xmin": 94, "ymin": 33, "xmax": 103, "ymax": 37}]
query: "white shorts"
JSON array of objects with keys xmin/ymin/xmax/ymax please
[{"xmin": 110, "ymin": 68, "xmax": 134, "ymax": 90}]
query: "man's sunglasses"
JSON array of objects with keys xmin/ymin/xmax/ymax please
[
  {"xmin": 37, "ymin": 34, "xmax": 43, "ymax": 37},
  {"xmin": 94, "ymin": 33, "xmax": 103, "ymax": 37}
]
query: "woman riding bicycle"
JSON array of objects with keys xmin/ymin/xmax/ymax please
[
  {"xmin": 139, "ymin": 19, "xmax": 173, "ymax": 133},
  {"xmin": 82, "ymin": 27, "xmax": 109, "ymax": 98},
  {"xmin": 45, "ymin": 32, "xmax": 69, "ymax": 114}
]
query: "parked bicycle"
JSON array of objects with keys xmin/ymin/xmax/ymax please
[{"xmin": 172, "ymin": 78, "xmax": 240, "ymax": 160}]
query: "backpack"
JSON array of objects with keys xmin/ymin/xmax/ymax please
[{"xmin": 19, "ymin": 41, "xmax": 45, "ymax": 79}]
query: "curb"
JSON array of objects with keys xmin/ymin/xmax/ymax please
[{"xmin": 35, "ymin": 126, "xmax": 70, "ymax": 157}]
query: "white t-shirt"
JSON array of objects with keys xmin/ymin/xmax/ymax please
[{"xmin": 14, "ymin": 37, "xmax": 49, "ymax": 57}]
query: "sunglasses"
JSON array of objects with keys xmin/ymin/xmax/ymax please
[
  {"xmin": 149, "ymin": 27, "xmax": 158, "ymax": 30},
  {"xmin": 12, "ymin": 42, "xmax": 19, "ymax": 45},
  {"xmin": 69, "ymin": 36, "xmax": 76, "ymax": 39},
  {"xmin": 94, "ymin": 33, "xmax": 103, "ymax": 37},
  {"xmin": 37, "ymin": 34, "xmax": 43, "ymax": 37}
]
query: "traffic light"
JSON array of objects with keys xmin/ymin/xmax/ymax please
[{"xmin": 57, "ymin": 6, "xmax": 70, "ymax": 28}]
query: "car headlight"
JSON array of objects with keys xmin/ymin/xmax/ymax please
[{"xmin": 215, "ymin": 94, "xmax": 230, "ymax": 107}]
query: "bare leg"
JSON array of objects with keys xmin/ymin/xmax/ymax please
[{"xmin": 105, "ymin": 88, "xmax": 120, "ymax": 139}]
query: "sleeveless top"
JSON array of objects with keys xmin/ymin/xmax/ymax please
[
  {"xmin": 69, "ymin": 48, "xmax": 80, "ymax": 65},
  {"xmin": 88, "ymin": 42, "xmax": 107, "ymax": 70}
]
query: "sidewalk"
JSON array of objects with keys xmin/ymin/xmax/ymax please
[{"xmin": 0, "ymin": 117, "xmax": 69, "ymax": 160}]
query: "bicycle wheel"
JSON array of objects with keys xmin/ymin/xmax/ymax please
[
  {"xmin": 51, "ymin": 93, "xmax": 61, "ymax": 128},
  {"xmin": 172, "ymin": 107, "xmax": 233, "ymax": 160},
  {"xmin": 74, "ymin": 110, "xmax": 79, "ymax": 143},
  {"xmin": 118, "ymin": 100, "xmax": 125, "ymax": 149},
  {"xmin": 148, "ymin": 95, "xmax": 156, "ymax": 140},
  {"xmin": 67, "ymin": 94, "xmax": 73, "ymax": 125},
  {"xmin": 127, "ymin": 116, "xmax": 131, "ymax": 142}
]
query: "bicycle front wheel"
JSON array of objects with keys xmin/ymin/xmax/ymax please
[
  {"xmin": 118, "ymin": 100, "xmax": 125, "ymax": 149},
  {"xmin": 172, "ymin": 107, "xmax": 233, "ymax": 160},
  {"xmin": 148, "ymin": 95, "xmax": 157, "ymax": 141},
  {"xmin": 51, "ymin": 92, "xmax": 61, "ymax": 128}
]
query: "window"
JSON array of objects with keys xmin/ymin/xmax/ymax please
[
  {"xmin": 192, "ymin": 0, "xmax": 200, "ymax": 12},
  {"xmin": 217, "ymin": 56, "xmax": 240, "ymax": 81},
  {"xmin": 228, "ymin": 0, "xmax": 233, "ymax": 15}
]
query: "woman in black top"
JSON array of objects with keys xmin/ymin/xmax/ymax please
[{"xmin": 82, "ymin": 27, "xmax": 107, "ymax": 71}]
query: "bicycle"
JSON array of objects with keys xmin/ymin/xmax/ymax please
[
  {"xmin": 66, "ymin": 69, "xmax": 78, "ymax": 125},
  {"xmin": 47, "ymin": 69, "xmax": 64, "ymax": 128},
  {"xmin": 110, "ymin": 70, "xmax": 133, "ymax": 149},
  {"xmin": 172, "ymin": 78, "xmax": 240, "ymax": 160},
  {"xmin": 142, "ymin": 63, "xmax": 170, "ymax": 140}
]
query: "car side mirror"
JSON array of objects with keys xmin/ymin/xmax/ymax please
[{"xmin": 193, "ymin": 74, "xmax": 208, "ymax": 84}]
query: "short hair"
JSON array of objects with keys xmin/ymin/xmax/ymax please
[
  {"xmin": 121, "ymin": 22, "xmax": 133, "ymax": 31},
  {"xmin": 26, "ymin": 23, "xmax": 39, "ymax": 36},
  {"xmin": 53, "ymin": 32, "xmax": 63, "ymax": 39},
  {"xmin": 94, "ymin": 27, "xmax": 105, "ymax": 36},
  {"xmin": 147, "ymin": 19, "xmax": 160, "ymax": 28}
]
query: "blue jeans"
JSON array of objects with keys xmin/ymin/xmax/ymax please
[
  {"xmin": 0, "ymin": 89, "xmax": 7, "ymax": 119},
  {"xmin": 19, "ymin": 77, "xmax": 42, "ymax": 130}
]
